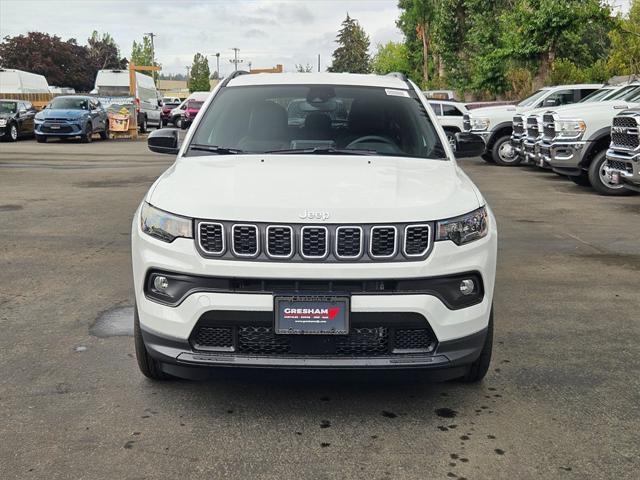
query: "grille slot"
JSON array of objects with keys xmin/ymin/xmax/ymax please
[
  {"xmin": 335, "ymin": 226, "xmax": 363, "ymax": 259},
  {"xmin": 393, "ymin": 328, "xmax": 435, "ymax": 353},
  {"xmin": 266, "ymin": 226, "xmax": 293, "ymax": 258},
  {"xmin": 404, "ymin": 225, "xmax": 430, "ymax": 257},
  {"xmin": 191, "ymin": 327, "xmax": 234, "ymax": 351},
  {"xmin": 199, "ymin": 222, "xmax": 225, "ymax": 254},
  {"xmin": 232, "ymin": 224, "xmax": 259, "ymax": 257},
  {"xmin": 611, "ymin": 116, "xmax": 640, "ymax": 150},
  {"xmin": 513, "ymin": 115, "xmax": 525, "ymax": 136},
  {"xmin": 336, "ymin": 328, "xmax": 389, "ymax": 356},
  {"xmin": 301, "ymin": 226, "xmax": 328, "ymax": 259},
  {"xmin": 543, "ymin": 113, "xmax": 555, "ymax": 140},
  {"xmin": 370, "ymin": 226, "xmax": 397, "ymax": 258},
  {"xmin": 463, "ymin": 114, "xmax": 471, "ymax": 131},
  {"xmin": 526, "ymin": 116, "xmax": 540, "ymax": 138}
]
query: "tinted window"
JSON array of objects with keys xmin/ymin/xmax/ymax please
[
  {"xmin": 442, "ymin": 104, "xmax": 462, "ymax": 116},
  {"xmin": 190, "ymin": 84, "xmax": 446, "ymax": 159},
  {"xmin": 544, "ymin": 89, "xmax": 575, "ymax": 106},
  {"xmin": 0, "ymin": 101, "xmax": 17, "ymax": 113},
  {"xmin": 49, "ymin": 97, "xmax": 89, "ymax": 110},
  {"xmin": 577, "ymin": 88, "xmax": 599, "ymax": 100},
  {"xmin": 429, "ymin": 103, "xmax": 442, "ymax": 115}
]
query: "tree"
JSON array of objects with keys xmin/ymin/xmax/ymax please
[
  {"xmin": 371, "ymin": 42, "xmax": 411, "ymax": 76},
  {"xmin": 295, "ymin": 63, "xmax": 314, "ymax": 73},
  {"xmin": 608, "ymin": 0, "xmax": 640, "ymax": 75},
  {"xmin": 327, "ymin": 14, "xmax": 371, "ymax": 73},
  {"xmin": 397, "ymin": 0, "xmax": 441, "ymax": 83},
  {"xmin": 87, "ymin": 31, "xmax": 127, "ymax": 70},
  {"xmin": 0, "ymin": 32, "xmax": 95, "ymax": 91},
  {"xmin": 130, "ymin": 36, "xmax": 155, "ymax": 77},
  {"xmin": 188, "ymin": 53, "xmax": 211, "ymax": 92}
]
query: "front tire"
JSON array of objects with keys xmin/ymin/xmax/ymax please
[
  {"xmin": 139, "ymin": 116, "xmax": 148, "ymax": 133},
  {"xmin": 492, "ymin": 135, "xmax": 520, "ymax": 166},
  {"xmin": 134, "ymin": 305, "xmax": 171, "ymax": 381},
  {"xmin": 99, "ymin": 129, "xmax": 108, "ymax": 140},
  {"xmin": 481, "ymin": 152, "xmax": 495, "ymax": 163},
  {"xmin": 460, "ymin": 308, "xmax": 493, "ymax": 383},
  {"xmin": 588, "ymin": 150, "xmax": 635, "ymax": 196},
  {"xmin": 36, "ymin": 135, "xmax": 47, "ymax": 143},
  {"xmin": 8, "ymin": 123, "xmax": 18, "ymax": 142},
  {"xmin": 81, "ymin": 125, "xmax": 93, "ymax": 143}
]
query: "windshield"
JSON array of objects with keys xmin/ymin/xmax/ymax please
[
  {"xmin": 578, "ymin": 88, "xmax": 613, "ymax": 103},
  {"xmin": 188, "ymin": 84, "xmax": 446, "ymax": 159},
  {"xmin": 518, "ymin": 90, "xmax": 549, "ymax": 107},
  {"xmin": 0, "ymin": 101, "xmax": 17, "ymax": 114},
  {"xmin": 187, "ymin": 101, "xmax": 203, "ymax": 109},
  {"xmin": 49, "ymin": 97, "xmax": 89, "ymax": 110},
  {"xmin": 614, "ymin": 85, "xmax": 640, "ymax": 101}
]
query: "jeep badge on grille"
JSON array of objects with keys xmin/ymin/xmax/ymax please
[{"xmin": 299, "ymin": 210, "xmax": 330, "ymax": 221}]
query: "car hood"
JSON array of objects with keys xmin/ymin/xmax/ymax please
[
  {"xmin": 37, "ymin": 109, "xmax": 87, "ymax": 120},
  {"xmin": 548, "ymin": 100, "xmax": 637, "ymax": 119},
  {"xmin": 0, "ymin": 112, "xmax": 15, "ymax": 120},
  {"xmin": 148, "ymin": 155, "xmax": 483, "ymax": 223}
]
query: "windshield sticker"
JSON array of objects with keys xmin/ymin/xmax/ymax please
[{"xmin": 385, "ymin": 89, "xmax": 410, "ymax": 98}]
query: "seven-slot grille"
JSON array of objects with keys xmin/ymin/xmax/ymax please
[
  {"xmin": 513, "ymin": 115, "xmax": 525, "ymax": 136},
  {"xmin": 526, "ymin": 116, "xmax": 540, "ymax": 139},
  {"xmin": 542, "ymin": 114, "xmax": 556, "ymax": 140},
  {"xmin": 611, "ymin": 116, "xmax": 640, "ymax": 150},
  {"xmin": 232, "ymin": 224, "xmax": 259, "ymax": 256},
  {"xmin": 197, "ymin": 221, "xmax": 433, "ymax": 261},
  {"xmin": 301, "ymin": 226, "xmax": 328, "ymax": 258}
]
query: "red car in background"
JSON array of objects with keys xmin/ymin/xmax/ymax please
[
  {"xmin": 160, "ymin": 100, "xmax": 181, "ymax": 127},
  {"xmin": 181, "ymin": 100, "xmax": 204, "ymax": 129}
]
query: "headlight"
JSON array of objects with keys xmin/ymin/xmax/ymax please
[
  {"xmin": 555, "ymin": 119, "xmax": 586, "ymax": 138},
  {"xmin": 470, "ymin": 117, "xmax": 490, "ymax": 131},
  {"xmin": 140, "ymin": 202, "xmax": 193, "ymax": 243},
  {"xmin": 34, "ymin": 117, "xmax": 43, "ymax": 124},
  {"xmin": 436, "ymin": 206, "xmax": 489, "ymax": 246}
]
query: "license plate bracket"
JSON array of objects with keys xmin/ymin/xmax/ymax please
[{"xmin": 274, "ymin": 295, "xmax": 349, "ymax": 335}]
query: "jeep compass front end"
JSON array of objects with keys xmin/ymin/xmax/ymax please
[{"xmin": 132, "ymin": 72, "xmax": 497, "ymax": 382}]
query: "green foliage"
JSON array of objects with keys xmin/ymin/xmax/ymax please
[
  {"xmin": 328, "ymin": 14, "xmax": 371, "ymax": 73},
  {"xmin": 88, "ymin": 31, "xmax": 127, "ymax": 69},
  {"xmin": 188, "ymin": 53, "xmax": 211, "ymax": 93},
  {"xmin": 130, "ymin": 36, "xmax": 154, "ymax": 77},
  {"xmin": 371, "ymin": 42, "xmax": 411, "ymax": 76},
  {"xmin": 607, "ymin": 0, "xmax": 640, "ymax": 75}
]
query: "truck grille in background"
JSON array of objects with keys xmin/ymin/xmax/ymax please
[
  {"xmin": 611, "ymin": 116, "xmax": 640, "ymax": 150},
  {"xmin": 301, "ymin": 226, "xmax": 328, "ymax": 258},
  {"xmin": 513, "ymin": 115, "xmax": 525, "ymax": 136},
  {"xmin": 404, "ymin": 225, "xmax": 430, "ymax": 256},
  {"xmin": 370, "ymin": 227, "xmax": 397, "ymax": 257},
  {"xmin": 463, "ymin": 114, "xmax": 471, "ymax": 131},
  {"xmin": 232, "ymin": 225, "xmax": 259, "ymax": 256},
  {"xmin": 542, "ymin": 114, "xmax": 556, "ymax": 140},
  {"xmin": 606, "ymin": 159, "xmax": 633, "ymax": 174},
  {"xmin": 266, "ymin": 226, "xmax": 293, "ymax": 258},
  {"xmin": 336, "ymin": 226, "xmax": 362, "ymax": 258},
  {"xmin": 190, "ymin": 324, "xmax": 436, "ymax": 357},
  {"xmin": 526, "ymin": 116, "xmax": 540, "ymax": 139},
  {"xmin": 197, "ymin": 221, "xmax": 433, "ymax": 262}
]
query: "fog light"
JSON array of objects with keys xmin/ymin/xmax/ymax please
[
  {"xmin": 154, "ymin": 275, "xmax": 169, "ymax": 291},
  {"xmin": 459, "ymin": 279, "xmax": 475, "ymax": 296}
]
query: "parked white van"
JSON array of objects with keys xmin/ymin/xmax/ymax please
[
  {"xmin": 0, "ymin": 68, "xmax": 49, "ymax": 94},
  {"xmin": 94, "ymin": 69, "xmax": 161, "ymax": 132}
]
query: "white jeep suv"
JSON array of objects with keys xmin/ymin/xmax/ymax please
[{"xmin": 132, "ymin": 72, "xmax": 497, "ymax": 382}]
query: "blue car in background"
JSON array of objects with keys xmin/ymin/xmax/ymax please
[{"xmin": 35, "ymin": 95, "xmax": 108, "ymax": 143}]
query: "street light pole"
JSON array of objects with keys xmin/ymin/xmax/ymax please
[
  {"xmin": 230, "ymin": 47, "xmax": 243, "ymax": 71},
  {"xmin": 215, "ymin": 52, "xmax": 220, "ymax": 77}
]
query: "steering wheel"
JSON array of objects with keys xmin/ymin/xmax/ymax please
[{"xmin": 345, "ymin": 135, "xmax": 398, "ymax": 150}]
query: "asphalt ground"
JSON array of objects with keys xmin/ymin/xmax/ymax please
[{"xmin": 0, "ymin": 135, "xmax": 638, "ymax": 480}]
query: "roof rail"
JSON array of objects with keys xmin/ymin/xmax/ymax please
[
  {"xmin": 220, "ymin": 70, "xmax": 250, "ymax": 87},
  {"xmin": 385, "ymin": 72, "xmax": 408, "ymax": 82}
]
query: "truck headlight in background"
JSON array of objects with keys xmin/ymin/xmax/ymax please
[
  {"xmin": 470, "ymin": 117, "xmax": 490, "ymax": 131},
  {"xmin": 436, "ymin": 206, "xmax": 489, "ymax": 246},
  {"xmin": 555, "ymin": 119, "xmax": 586, "ymax": 139},
  {"xmin": 140, "ymin": 202, "xmax": 193, "ymax": 243}
]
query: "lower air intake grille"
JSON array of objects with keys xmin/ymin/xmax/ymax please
[
  {"xmin": 370, "ymin": 227, "xmax": 397, "ymax": 257},
  {"xmin": 393, "ymin": 329, "xmax": 435, "ymax": 352},
  {"xmin": 191, "ymin": 327, "xmax": 234, "ymax": 351},
  {"xmin": 404, "ymin": 225, "xmax": 430, "ymax": 256},
  {"xmin": 238, "ymin": 326, "xmax": 291, "ymax": 354},
  {"xmin": 607, "ymin": 159, "xmax": 633, "ymax": 174},
  {"xmin": 335, "ymin": 328, "xmax": 389, "ymax": 355}
]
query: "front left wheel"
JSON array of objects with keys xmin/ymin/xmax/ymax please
[
  {"xmin": 588, "ymin": 150, "xmax": 635, "ymax": 196},
  {"xmin": 459, "ymin": 308, "xmax": 493, "ymax": 383},
  {"xmin": 7, "ymin": 123, "xmax": 18, "ymax": 142},
  {"xmin": 134, "ymin": 305, "xmax": 171, "ymax": 381},
  {"xmin": 492, "ymin": 135, "xmax": 521, "ymax": 166}
]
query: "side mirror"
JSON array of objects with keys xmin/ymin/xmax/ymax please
[
  {"xmin": 543, "ymin": 98, "xmax": 559, "ymax": 107},
  {"xmin": 158, "ymin": 100, "xmax": 163, "ymax": 107},
  {"xmin": 454, "ymin": 132, "xmax": 485, "ymax": 159},
  {"xmin": 148, "ymin": 128, "xmax": 180, "ymax": 154},
  {"xmin": 19, "ymin": 109, "xmax": 27, "ymax": 115}
]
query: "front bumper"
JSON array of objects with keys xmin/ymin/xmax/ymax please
[
  {"xmin": 35, "ymin": 121, "xmax": 84, "ymax": 137},
  {"xmin": 510, "ymin": 134, "xmax": 524, "ymax": 159},
  {"xmin": 549, "ymin": 140, "xmax": 588, "ymax": 176},
  {"xmin": 522, "ymin": 138, "xmax": 540, "ymax": 165},
  {"xmin": 131, "ymin": 207, "xmax": 497, "ymax": 371},
  {"xmin": 605, "ymin": 149, "xmax": 640, "ymax": 193}
]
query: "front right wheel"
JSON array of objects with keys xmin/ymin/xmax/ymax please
[
  {"xmin": 588, "ymin": 150, "xmax": 635, "ymax": 196},
  {"xmin": 492, "ymin": 135, "xmax": 521, "ymax": 166},
  {"xmin": 459, "ymin": 308, "xmax": 493, "ymax": 383}
]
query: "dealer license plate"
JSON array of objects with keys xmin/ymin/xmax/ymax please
[{"xmin": 274, "ymin": 295, "xmax": 349, "ymax": 335}]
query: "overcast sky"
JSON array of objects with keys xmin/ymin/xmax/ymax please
[{"xmin": 0, "ymin": 0, "xmax": 404, "ymax": 75}]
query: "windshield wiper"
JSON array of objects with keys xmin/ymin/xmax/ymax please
[
  {"xmin": 189, "ymin": 144, "xmax": 244, "ymax": 155},
  {"xmin": 265, "ymin": 147, "xmax": 378, "ymax": 155}
]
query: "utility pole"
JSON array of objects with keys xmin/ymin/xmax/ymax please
[
  {"xmin": 215, "ymin": 52, "xmax": 220, "ymax": 77},
  {"xmin": 318, "ymin": 54, "xmax": 320, "ymax": 72},
  {"xmin": 145, "ymin": 32, "xmax": 157, "ymax": 82},
  {"xmin": 229, "ymin": 47, "xmax": 243, "ymax": 71}
]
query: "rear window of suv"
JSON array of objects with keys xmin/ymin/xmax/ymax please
[{"xmin": 188, "ymin": 84, "xmax": 446, "ymax": 159}]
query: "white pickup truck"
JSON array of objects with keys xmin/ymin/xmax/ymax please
[
  {"xmin": 463, "ymin": 84, "xmax": 602, "ymax": 165},
  {"xmin": 542, "ymin": 85, "xmax": 640, "ymax": 195},
  {"xmin": 606, "ymin": 108, "xmax": 640, "ymax": 194}
]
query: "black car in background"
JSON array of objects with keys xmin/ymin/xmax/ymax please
[{"xmin": 0, "ymin": 99, "xmax": 37, "ymax": 141}]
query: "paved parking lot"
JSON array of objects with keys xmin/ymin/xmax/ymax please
[{"xmin": 1, "ymin": 137, "xmax": 638, "ymax": 479}]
